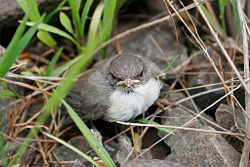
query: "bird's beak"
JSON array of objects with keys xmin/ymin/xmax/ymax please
[
  {"xmin": 124, "ymin": 78, "xmax": 134, "ymax": 87},
  {"xmin": 116, "ymin": 78, "xmax": 140, "ymax": 87}
]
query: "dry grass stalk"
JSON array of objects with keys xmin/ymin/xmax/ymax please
[
  {"xmin": 94, "ymin": 0, "xmax": 207, "ymax": 56},
  {"xmin": 193, "ymin": 0, "xmax": 250, "ymax": 94},
  {"xmin": 117, "ymin": 121, "xmax": 248, "ymax": 139},
  {"xmin": 0, "ymin": 78, "xmax": 52, "ymax": 95},
  {"xmin": 237, "ymin": 0, "xmax": 250, "ymax": 166}
]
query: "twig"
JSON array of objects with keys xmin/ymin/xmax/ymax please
[
  {"xmin": 192, "ymin": 0, "xmax": 250, "ymax": 95},
  {"xmin": 51, "ymin": 152, "xmax": 66, "ymax": 167},
  {"xmin": 5, "ymin": 136, "xmax": 57, "ymax": 143},
  {"xmin": 169, "ymin": 78, "xmax": 239, "ymax": 92},
  {"xmin": 237, "ymin": 0, "xmax": 250, "ymax": 166},
  {"xmin": 48, "ymin": 160, "xmax": 80, "ymax": 164},
  {"xmin": 178, "ymin": 105, "xmax": 244, "ymax": 142},
  {"xmin": 36, "ymin": 136, "xmax": 49, "ymax": 166},
  {"xmin": 0, "ymin": 78, "xmax": 52, "ymax": 96},
  {"xmin": 7, "ymin": 72, "xmax": 62, "ymax": 82},
  {"xmin": 117, "ymin": 122, "xmax": 248, "ymax": 139},
  {"xmin": 0, "ymin": 84, "xmax": 57, "ymax": 114},
  {"xmin": 166, "ymin": 0, "xmax": 231, "ymax": 105},
  {"xmin": 93, "ymin": 0, "xmax": 207, "ymax": 56},
  {"xmin": 130, "ymin": 124, "xmax": 138, "ymax": 157}
]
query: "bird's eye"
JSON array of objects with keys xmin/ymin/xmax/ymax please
[
  {"xmin": 111, "ymin": 73, "xmax": 117, "ymax": 80},
  {"xmin": 140, "ymin": 71, "xmax": 143, "ymax": 77}
]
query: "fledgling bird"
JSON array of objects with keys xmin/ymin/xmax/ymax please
[{"xmin": 64, "ymin": 52, "xmax": 162, "ymax": 122}]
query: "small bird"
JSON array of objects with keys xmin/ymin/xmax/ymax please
[{"xmin": 64, "ymin": 52, "xmax": 162, "ymax": 122}]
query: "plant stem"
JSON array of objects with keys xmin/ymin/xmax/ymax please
[{"xmin": 238, "ymin": 0, "xmax": 250, "ymax": 166}]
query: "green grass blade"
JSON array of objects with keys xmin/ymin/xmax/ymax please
[
  {"xmin": 21, "ymin": 71, "xmax": 35, "ymax": 76},
  {"xmin": 0, "ymin": 15, "xmax": 43, "ymax": 97},
  {"xmin": 136, "ymin": 119, "xmax": 173, "ymax": 134},
  {"xmin": 26, "ymin": 0, "xmax": 41, "ymax": 21},
  {"xmin": 230, "ymin": 0, "xmax": 241, "ymax": 39},
  {"xmin": 0, "ymin": 82, "xmax": 20, "ymax": 98},
  {"xmin": 43, "ymin": 48, "xmax": 63, "ymax": 76},
  {"xmin": 49, "ymin": 55, "xmax": 81, "ymax": 77},
  {"xmin": 17, "ymin": 0, "xmax": 59, "ymax": 48},
  {"xmin": 60, "ymin": 12, "xmax": 74, "ymax": 34},
  {"xmin": 61, "ymin": 99, "xmax": 116, "ymax": 167},
  {"xmin": 9, "ymin": 0, "xmax": 118, "ymax": 165},
  {"xmin": 115, "ymin": 0, "xmax": 127, "ymax": 13},
  {"xmin": 75, "ymin": 0, "xmax": 82, "ymax": 12},
  {"xmin": 25, "ymin": 22, "xmax": 81, "ymax": 48},
  {"xmin": 219, "ymin": 0, "xmax": 227, "ymax": 32},
  {"xmin": 26, "ymin": 22, "xmax": 73, "ymax": 40},
  {"xmin": 42, "ymin": 52, "xmax": 91, "ymax": 123},
  {"xmin": 102, "ymin": 0, "xmax": 116, "ymax": 42},
  {"xmin": 44, "ymin": 0, "xmax": 68, "ymax": 23},
  {"xmin": 0, "ymin": 43, "xmax": 19, "ymax": 78},
  {"xmin": 37, "ymin": 30, "xmax": 57, "ymax": 47},
  {"xmin": 68, "ymin": 0, "xmax": 81, "ymax": 29},
  {"xmin": 164, "ymin": 55, "xmax": 178, "ymax": 72},
  {"xmin": 0, "ymin": 12, "xmax": 39, "ymax": 78},
  {"xmin": 12, "ymin": 50, "xmax": 98, "ymax": 166},
  {"xmin": 99, "ymin": 0, "xmax": 117, "ymax": 57},
  {"xmin": 16, "ymin": 16, "xmax": 44, "ymax": 57},
  {"xmin": 0, "ymin": 128, "xmax": 8, "ymax": 167},
  {"xmin": 0, "ymin": 15, "xmax": 28, "ymax": 77},
  {"xmin": 17, "ymin": 0, "xmax": 41, "ymax": 21},
  {"xmin": 2, "ymin": 15, "xmax": 44, "ymax": 166},
  {"xmin": 201, "ymin": 5, "xmax": 226, "ymax": 38},
  {"xmin": 0, "ymin": 136, "xmax": 8, "ymax": 167},
  {"xmin": 41, "ymin": 53, "xmax": 92, "ymax": 120},
  {"xmin": 86, "ymin": 1, "xmax": 104, "ymax": 52},
  {"xmin": 0, "ymin": 108, "xmax": 8, "ymax": 166},
  {"xmin": 80, "ymin": 0, "xmax": 94, "ymax": 41},
  {"xmin": 16, "ymin": 0, "xmax": 28, "ymax": 13},
  {"xmin": 0, "ymin": 90, "xmax": 16, "ymax": 98},
  {"xmin": 134, "ymin": 132, "xmax": 142, "ymax": 151},
  {"xmin": 44, "ymin": 132, "xmax": 101, "ymax": 167}
]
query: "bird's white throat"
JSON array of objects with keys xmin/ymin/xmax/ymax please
[{"xmin": 104, "ymin": 78, "xmax": 162, "ymax": 122}]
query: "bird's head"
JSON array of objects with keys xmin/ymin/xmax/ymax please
[{"xmin": 108, "ymin": 53, "xmax": 146, "ymax": 93}]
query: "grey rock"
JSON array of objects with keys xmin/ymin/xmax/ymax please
[
  {"xmin": 142, "ymin": 128, "xmax": 170, "ymax": 159},
  {"xmin": 186, "ymin": 48, "xmax": 227, "ymax": 111},
  {"xmin": 159, "ymin": 106, "xmax": 244, "ymax": 167},
  {"xmin": 0, "ymin": 0, "xmax": 62, "ymax": 28},
  {"xmin": 186, "ymin": 48, "xmax": 245, "ymax": 111},
  {"xmin": 0, "ymin": 0, "xmax": 22, "ymax": 28},
  {"xmin": 143, "ymin": 0, "xmax": 166, "ymax": 14},
  {"xmin": 116, "ymin": 135, "xmax": 135, "ymax": 165},
  {"xmin": 168, "ymin": 91, "xmax": 196, "ymax": 111},
  {"xmin": 105, "ymin": 25, "xmax": 188, "ymax": 74},
  {"xmin": 116, "ymin": 135, "xmax": 153, "ymax": 166},
  {"xmin": 167, "ymin": 92, "xmax": 215, "ymax": 125},
  {"xmin": 124, "ymin": 158, "xmax": 188, "ymax": 167},
  {"xmin": 129, "ymin": 27, "xmax": 187, "ymax": 71},
  {"xmin": 215, "ymin": 104, "xmax": 245, "ymax": 152},
  {"xmin": 215, "ymin": 104, "xmax": 245, "ymax": 130},
  {"xmin": 54, "ymin": 136, "xmax": 92, "ymax": 167},
  {"xmin": 54, "ymin": 135, "xmax": 121, "ymax": 167}
]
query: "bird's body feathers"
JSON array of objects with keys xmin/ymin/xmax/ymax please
[{"xmin": 64, "ymin": 53, "xmax": 162, "ymax": 122}]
